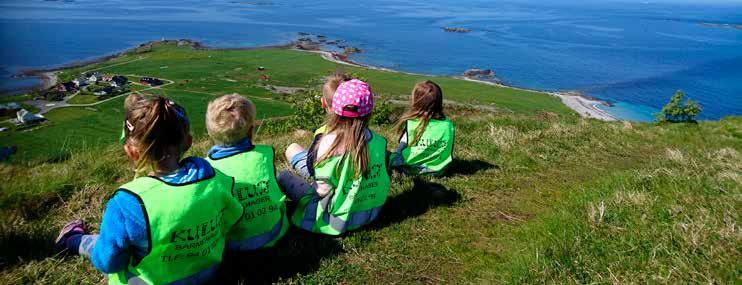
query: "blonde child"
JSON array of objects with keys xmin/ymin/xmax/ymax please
[
  {"xmin": 204, "ymin": 94, "xmax": 288, "ymax": 251},
  {"xmin": 391, "ymin": 81, "xmax": 454, "ymax": 175},
  {"xmin": 285, "ymin": 72, "xmax": 350, "ymax": 178},
  {"xmin": 55, "ymin": 95, "xmax": 243, "ymax": 284},
  {"xmin": 278, "ymin": 79, "xmax": 391, "ymax": 235}
]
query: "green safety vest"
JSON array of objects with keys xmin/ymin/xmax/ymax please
[
  {"xmin": 206, "ymin": 145, "xmax": 288, "ymax": 248},
  {"xmin": 108, "ymin": 170, "xmax": 242, "ymax": 285},
  {"xmin": 313, "ymin": 124, "xmax": 327, "ymax": 137},
  {"xmin": 400, "ymin": 118, "xmax": 455, "ymax": 175},
  {"xmin": 291, "ymin": 131, "xmax": 391, "ymax": 235}
]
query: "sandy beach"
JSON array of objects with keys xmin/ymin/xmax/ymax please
[{"xmin": 548, "ymin": 92, "xmax": 617, "ymax": 121}]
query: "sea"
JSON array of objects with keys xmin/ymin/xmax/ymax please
[{"xmin": 1, "ymin": 0, "xmax": 741, "ymax": 121}]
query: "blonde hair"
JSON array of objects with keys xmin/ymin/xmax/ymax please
[
  {"xmin": 395, "ymin": 80, "xmax": 445, "ymax": 145},
  {"xmin": 206, "ymin": 94, "xmax": 256, "ymax": 145},
  {"xmin": 321, "ymin": 72, "xmax": 351, "ymax": 107},
  {"xmin": 317, "ymin": 108, "xmax": 372, "ymax": 179},
  {"xmin": 123, "ymin": 94, "xmax": 190, "ymax": 174}
]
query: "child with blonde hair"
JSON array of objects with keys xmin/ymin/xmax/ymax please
[
  {"xmin": 391, "ymin": 80, "xmax": 454, "ymax": 175},
  {"xmin": 56, "ymin": 94, "xmax": 243, "ymax": 284},
  {"xmin": 205, "ymin": 94, "xmax": 288, "ymax": 250},
  {"xmin": 278, "ymin": 79, "xmax": 391, "ymax": 235}
]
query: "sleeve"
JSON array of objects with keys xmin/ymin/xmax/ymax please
[{"xmin": 89, "ymin": 191, "xmax": 149, "ymax": 274}]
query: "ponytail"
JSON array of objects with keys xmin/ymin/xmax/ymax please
[{"xmin": 123, "ymin": 94, "xmax": 190, "ymax": 174}]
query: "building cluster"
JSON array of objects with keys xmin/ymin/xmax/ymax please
[{"xmin": 49, "ymin": 72, "xmax": 130, "ymax": 100}]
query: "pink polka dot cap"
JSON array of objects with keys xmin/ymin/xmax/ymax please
[{"xmin": 331, "ymin": 79, "xmax": 374, "ymax": 118}]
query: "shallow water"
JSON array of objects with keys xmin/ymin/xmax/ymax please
[{"xmin": 1, "ymin": 0, "xmax": 741, "ymax": 120}]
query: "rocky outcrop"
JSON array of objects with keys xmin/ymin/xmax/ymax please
[
  {"xmin": 463, "ymin": 69, "xmax": 494, "ymax": 77},
  {"xmin": 443, "ymin": 27, "xmax": 472, "ymax": 33}
]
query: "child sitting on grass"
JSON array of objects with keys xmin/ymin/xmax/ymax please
[
  {"xmin": 390, "ymin": 81, "xmax": 455, "ymax": 176},
  {"xmin": 278, "ymin": 79, "xmax": 391, "ymax": 235},
  {"xmin": 55, "ymin": 94, "xmax": 243, "ymax": 284},
  {"xmin": 205, "ymin": 94, "xmax": 288, "ymax": 251},
  {"xmin": 285, "ymin": 72, "xmax": 351, "ymax": 179}
]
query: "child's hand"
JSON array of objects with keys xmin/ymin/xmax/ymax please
[{"xmin": 55, "ymin": 219, "xmax": 87, "ymax": 249}]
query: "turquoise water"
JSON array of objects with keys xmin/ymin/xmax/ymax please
[{"xmin": 1, "ymin": 0, "xmax": 741, "ymax": 121}]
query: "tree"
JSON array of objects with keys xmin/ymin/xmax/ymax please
[{"xmin": 658, "ymin": 90, "xmax": 701, "ymax": 123}]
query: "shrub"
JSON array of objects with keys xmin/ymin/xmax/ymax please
[{"xmin": 658, "ymin": 90, "xmax": 701, "ymax": 123}]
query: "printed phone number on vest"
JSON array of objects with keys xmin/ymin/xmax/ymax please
[{"xmin": 162, "ymin": 209, "xmax": 227, "ymax": 262}]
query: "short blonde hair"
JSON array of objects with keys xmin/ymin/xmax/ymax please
[{"xmin": 206, "ymin": 94, "xmax": 256, "ymax": 145}]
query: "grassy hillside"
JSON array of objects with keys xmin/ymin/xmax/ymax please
[
  {"xmin": 0, "ymin": 42, "xmax": 569, "ymax": 162},
  {"xmin": 1, "ymin": 106, "xmax": 739, "ymax": 283},
  {"xmin": 1, "ymin": 42, "xmax": 739, "ymax": 284}
]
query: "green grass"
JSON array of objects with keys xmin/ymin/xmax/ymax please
[
  {"xmin": 3, "ymin": 41, "xmax": 737, "ymax": 284},
  {"xmin": 1, "ymin": 108, "xmax": 739, "ymax": 284},
  {"xmin": 66, "ymin": 95, "xmax": 99, "ymax": 105},
  {"xmin": 2, "ymin": 42, "xmax": 569, "ymax": 162}
]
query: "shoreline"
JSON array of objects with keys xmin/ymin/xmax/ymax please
[{"xmin": 8, "ymin": 39, "xmax": 619, "ymax": 121}]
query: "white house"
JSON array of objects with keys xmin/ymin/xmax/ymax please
[
  {"xmin": 87, "ymin": 75, "xmax": 98, "ymax": 84},
  {"xmin": 16, "ymin": 109, "xmax": 44, "ymax": 124}
]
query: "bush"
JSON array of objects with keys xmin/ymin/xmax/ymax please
[
  {"xmin": 657, "ymin": 90, "xmax": 701, "ymax": 123},
  {"xmin": 282, "ymin": 87, "xmax": 397, "ymax": 133}
]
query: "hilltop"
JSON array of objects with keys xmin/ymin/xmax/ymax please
[{"xmin": 0, "ymin": 42, "xmax": 740, "ymax": 284}]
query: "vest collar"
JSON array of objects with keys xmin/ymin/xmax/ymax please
[
  {"xmin": 148, "ymin": 157, "xmax": 215, "ymax": 186},
  {"xmin": 207, "ymin": 138, "xmax": 256, "ymax": 160}
]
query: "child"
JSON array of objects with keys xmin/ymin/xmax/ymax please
[
  {"xmin": 285, "ymin": 72, "xmax": 350, "ymax": 178},
  {"xmin": 55, "ymin": 94, "xmax": 243, "ymax": 284},
  {"xmin": 391, "ymin": 81, "xmax": 454, "ymax": 175},
  {"xmin": 278, "ymin": 79, "xmax": 391, "ymax": 235},
  {"xmin": 204, "ymin": 94, "xmax": 288, "ymax": 251}
]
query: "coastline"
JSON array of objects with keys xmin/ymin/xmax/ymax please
[
  {"xmin": 9, "ymin": 39, "xmax": 619, "ymax": 121},
  {"xmin": 547, "ymin": 92, "xmax": 617, "ymax": 121}
]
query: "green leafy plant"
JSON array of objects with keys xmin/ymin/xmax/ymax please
[{"xmin": 657, "ymin": 90, "xmax": 701, "ymax": 123}]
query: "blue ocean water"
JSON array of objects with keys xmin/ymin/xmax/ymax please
[{"xmin": 1, "ymin": 0, "xmax": 741, "ymax": 120}]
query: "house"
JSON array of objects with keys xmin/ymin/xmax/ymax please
[
  {"xmin": 56, "ymin": 84, "xmax": 67, "ymax": 92},
  {"xmin": 16, "ymin": 109, "xmax": 45, "ymax": 124},
  {"xmin": 110, "ymin": 82, "xmax": 118, "ymax": 88},
  {"xmin": 86, "ymin": 72, "xmax": 103, "ymax": 84},
  {"xmin": 94, "ymin": 86, "xmax": 115, "ymax": 96},
  {"xmin": 87, "ymin": 75, "xmax": 99, "ymax": 84},
  {"xmin": 102, "ymin": 75, "xmax": 114, "ymax": 82},
  {"xmin": 0, "ymin": 102, "xmax": 22, "ymax": 116},
  {"xmin": 112, "ymin": 75, "xmax": 128, "ymax": 86},
  {"xmin": 55, "ymin": 82, "xmax": 77, "ymax": 93},
  {"xmin": 140, "ymin": 77, "xmax": 163, "ymax": 86},
  {"xmin": 73, "ymin": 77, "xmax": 88, "ymax": 88}
]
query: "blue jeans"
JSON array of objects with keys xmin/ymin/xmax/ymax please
[{"xmin": 289, "ymin": 150, "xmax": 311, "ymax": 179}]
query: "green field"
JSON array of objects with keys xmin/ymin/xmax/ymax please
[
  {"xmin": 1, "ymin": 42, "xmax": 738, "ymax": 284},
  {"xmin": 1, "ymin": 42, "xmax": 569, "ymax": 161}
]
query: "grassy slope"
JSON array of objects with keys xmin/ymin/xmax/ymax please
[
  {"xmin": 1, "ymin": 109, "xmax": 739, "ymax": 284},
  {"xmin": 2, "ymin": 43, "xmax": 739, "ymax": 284},
  {"xmin": 1, "ymin": 43, "xmax": 569, "ymax": 161}
]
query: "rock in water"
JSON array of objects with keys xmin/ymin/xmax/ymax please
[
  {"xmin": 344, "ymin": 47, "xmax": 362, "ymax": 54},
  {"xmin": 463, "ymin": 69, "xmax": 494, "ymax": 77},
  {"xmin": 443, "ymin": 27, "xmax": 472, "ymax": 33}
]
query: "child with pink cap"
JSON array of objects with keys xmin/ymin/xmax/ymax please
[{"xmin": 277, "ymin": 79, "xmax": 391, "ymax": 235}]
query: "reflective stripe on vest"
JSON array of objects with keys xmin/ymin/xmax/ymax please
[
  {"xmin": 291, "ymin": 131, "xmax": 391, "ymax": 235},
  {"xmin": 206, "ymin": 145, "xmax": 288, "ymax": 250},
  {"xmin": 107, "ymin": 170, "xmax": 242, "ymax": 285},
  {"xmin": 401, "ymin": 118, "xmax": 454, "ymax": 175}
]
